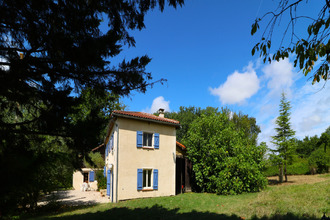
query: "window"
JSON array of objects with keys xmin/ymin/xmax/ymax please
[
  {"xmin": 137, "ymin": 131, "xmax": 159, "ymax": 149},
  {"xmin": 143, "ymin": 169, "xmax": 152, "ymax": 188},
  {"xmin": 143, "ymin": 133, "xmax": 153, "ymax": 147},
  {"xmin": 137, "ymin": 169, "xmax": 158, "ymax": 190}
]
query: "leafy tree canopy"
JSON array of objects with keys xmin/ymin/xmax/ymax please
[
  {"xmin": 165, "ymin": 106, "xmax": 260, "ymax": 145},
  {"xmin": 1, "ymin": 0, "xmax": 184, "ymax": 152},
  {"xmin": 251, "ymin": 0, "xmax": 330, "ymax": 84},
  {"xmin": 185, "ymin": 111, "xmax": 267, "ymax": 195}
]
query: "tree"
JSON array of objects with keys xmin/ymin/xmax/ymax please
[
  {"xmin": 271, "ymin": 93, "xmax": 296, "ymax": 183},
  {"xmin": 166, "ymin": 106, "xmax": 261, "ymax": 145},
  {"xmin": 295, "ymin": 135, "xmax": 319, "ymax": 158},
  {"xmin": 185, "ymin": 111, "xmax": 267, "ymax": 195},
  {"xmin": 231, "ymin": 111, "xmax": 261, "ymax": 146},
  {"xmin": 165, "ymin": 106, "xmax": 202, "ymax": 142},
  {"xmin": 0, "ymin": 0, "xmax": 184, "ymax": 215},
  {"xmin": 1, "ymin": 0, "xmax": 184, "ymax": 154},
  {"xmin": 251, "ymin": 0, "xmax": 330, "ymax": 84}
]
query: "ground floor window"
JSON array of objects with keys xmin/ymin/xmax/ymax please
[
  {"xmin": 143, "ymin": 169, "xmax": 152, "ymax": 188},
  {"xmin": 137, "ymin": 168, "xmax": 158, "ymax": 190}
]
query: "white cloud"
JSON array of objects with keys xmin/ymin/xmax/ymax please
[
  {"xmin": 209, "ymin": 63, "xmax": 260, "ymax": 104},
  {"xmin": 256, "ymin": 59, "xmax": 330, "ymax": 147},
  {"xmin": 262, "ymin": 58, "xmax": 294, "ymax": 95},
  {"xmin": 143, "ymin": 96, "xmax": 170, "ymax": 114},
  {"xmin": 290, "ymin": 82, "xmax": 330, "ymax": 139}
]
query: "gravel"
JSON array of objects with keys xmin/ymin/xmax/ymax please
[{"xmin": 38, "ymin": 190, "xmax": 110, "ymax": 206}]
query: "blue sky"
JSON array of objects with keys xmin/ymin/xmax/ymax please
[{"xmin": 115, "ymin": 1, "xmax": 329, "ymax": 146}]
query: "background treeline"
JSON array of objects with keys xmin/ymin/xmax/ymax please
[
  {"xmin": 164, "ymin": 106, "xmax": 329, "ymax": 188},
  {"xmin": 264, "ymin": 128, "xmax": 330, "ymax": 176}
]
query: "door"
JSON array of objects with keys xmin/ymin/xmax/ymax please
[{"xmin": 176, "ymin": 157, "xmax": 185, "ymax": 194}]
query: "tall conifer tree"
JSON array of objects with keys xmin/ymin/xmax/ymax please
[{"xmin": 271, "ymin": 93, "xmax": 296, "ymax": 182}]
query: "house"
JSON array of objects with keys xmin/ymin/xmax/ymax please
[
  {"xmin": 72, "ymin": 144, "xmax": 105, "ymax": 191},
  {"xmin": 104, "ymin": 109, "xmax": 191, "ymax": 203},
  {"xmin": 72, "ymin": 168, "xmax": 98, "ymax": 191}
]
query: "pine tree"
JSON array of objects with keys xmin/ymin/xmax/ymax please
[{"xmin": 271, "ymin": 93, "xmax": 296, "ymax": 183}]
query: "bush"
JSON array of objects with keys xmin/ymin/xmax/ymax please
[
  {"xmin": 96, "ymin": 170, "xmax": 106, "ymax": 190},
  {"xmin": 264, "ymin": 158, "xmax": 310, "ymax": 176},
  {"xmin": 308, "ymin": 146, "xmax": 330, "ymax": 174},
  {"xmin": 263, "ymin": 165, "xmax": 279, "ymax": 177},
  {"xmin": 185, "ymin": 113, "xmax": 267, "ymax": 195},
  {"xmin": 286, "ymin": 159, "xmax": 310, "ymax": 175}
]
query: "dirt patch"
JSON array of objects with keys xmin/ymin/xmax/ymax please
[
  {"xmin": 267, "ymin": 174, "xmax": 329, "ymax": 186},
  {"xmin": 38, "ymin": 190, "xmax": 110, "ymax": 206}
]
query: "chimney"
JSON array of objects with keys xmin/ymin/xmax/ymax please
[{"xmin": 158, "ymin": 108, "xmax": 165, "ymax": 118}]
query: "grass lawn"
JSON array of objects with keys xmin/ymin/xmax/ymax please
[{"xmin": 26, "ymin": 174, "xmax": 329, "ymax": 220}]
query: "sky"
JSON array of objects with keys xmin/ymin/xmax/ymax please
[{"xmin": 112, "ymin": 0, "xmax": 329, "ymax": 147}]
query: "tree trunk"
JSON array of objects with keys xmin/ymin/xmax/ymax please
[
  {"xmin": 279, "ymin": 164, "xmax": 283, "ymax": 183},
  {"xmin": 284, "ymin": 161, "xmax": 288, "ymax": 182}
]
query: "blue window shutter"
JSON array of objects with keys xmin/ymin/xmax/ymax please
[
  {"xmin": 107, "ymin": 170, "xmax": 111, "ymax": 196},
  {"xmin": 137, "ymin": 131, "xmax": 143, "ymax": 148},
  {"xmin": 137, "ymin": 169, "xmax": 143, "ymax": 190},
  {"xmin": 103, "ymin": 166, "xmax": 106, "ymax": 177},
  {"xmin": 153, "ymin": 169, "xmax": 158, "ymax": 190},
  {"xmin": 89, "ymin": 170, "xmax": 95, "ymax": 182},
  {"xmin": 154, "ymin": 133, "xmax": 159, "ymax": 149}
]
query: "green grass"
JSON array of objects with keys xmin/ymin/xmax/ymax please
[{"xmin": 25, "ymin": 177, "xmax": 329, "ymax": 220}]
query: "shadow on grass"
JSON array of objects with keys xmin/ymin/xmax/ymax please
[
  {"xmin": 39, "ymin": 205, "xmax": 321, "ymax": 220},
  {"xmin": 267, "ymin": 179, "xmax": 295, "ymax": 186}
]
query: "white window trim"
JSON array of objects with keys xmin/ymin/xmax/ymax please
[
  {"xmin": 142, "ymin": 132, "xmax": 154, "ymax": 148},
  {"xmin": 142, "ymin": 168, "xmax": 153, "ymax": 189}
]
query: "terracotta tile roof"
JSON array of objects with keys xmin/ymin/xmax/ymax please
[
  {"xmin": 112, "ymin": 110, "xmax": 180, "ymax": 126},
  {"xmin": 176, "ymin": 141, "xmax": 187, "ymax": 151},
  {"xmin": 91, "ymin": 143, "xmax": 104, "ymax": 152}
]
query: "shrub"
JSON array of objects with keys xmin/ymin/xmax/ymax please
[
  {"xmin": 264, "ymin": 158, "xmax": 310, "ymax": 176},
  {"xmin": 286, "ymin": 159, "xmax": 309, "ymax": 175},
  {"xmin": 308, "ymin": 146, "xmax": 330, "ymax": 174},
  {"xmin": 96, "ymin": 170, "xmax": 106, "ymax": 190},
  {"xmin": 185, "ymin": 113, "xmax": 267, "ymax": 195},
  {"xmin": 263, "ymin": 165, "xmax": 279, "ymax": 177}
]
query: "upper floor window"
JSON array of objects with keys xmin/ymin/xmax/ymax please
[
  {"xmin": 143, "ymin": 133, "xmax": 153, "ymax": 147},
  {"xmin": 137, "ymin": 131, "xmax": 159, "ymax": 149}
]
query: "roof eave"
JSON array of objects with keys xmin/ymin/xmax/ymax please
[{"xmin": 112, "ymin": 112, "xmax": 180, "ymax": 128}]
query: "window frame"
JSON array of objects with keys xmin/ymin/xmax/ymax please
[
  {"xmin": 142, "ymin": 132, "xmax": 153, "ymax": 148},
  {"xmin": 142, "ymin": 168, "xmax": 153, "ymax": 190}
]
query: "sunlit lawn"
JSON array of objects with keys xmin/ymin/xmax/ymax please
[{"xmin": 27, "ymin": 174, "xmax": 329, "ymax": 220}]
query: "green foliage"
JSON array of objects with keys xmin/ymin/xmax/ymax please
[
  {"xmin": 308, "ymin": 146, "xmax": 330, "ymax": 174},
  {"xmin": 84, "ymin": 152, "xmax": 105, "ymax": 168},
  {"xmin": 0, "ymin": 135, "xmax": 74, "ymax": 215},
  {"xmin": 166, "ymin": 106, "xmax": 260, "ymax": 145},
  {"xmin": 271, "ymin": 93, "xmax": 296, "ymax": 182},
  {"xmin": 286, "ymin": 158, "xmax": 310, "ymax": 175},
  {"xmin": 96, "ymin": 170, "xmax": 107, "ymax": 190},
  {"xmin": 251, "ymin": 1, "xmax": 330, "ymax": 83},
  {"xmin": 185, "ymin": 111, "xmax": 267, "ymax": 195},
  {"xmin": 165, "ymin": 106, "xmax": 203, "ymax": 142},
  {"xmin": 295, "ymin": 136, "xmax": 319, "ymax": 158}
]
